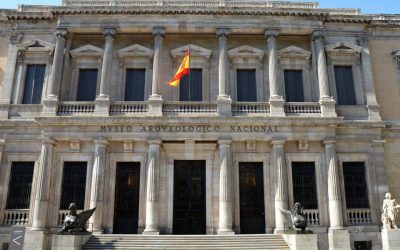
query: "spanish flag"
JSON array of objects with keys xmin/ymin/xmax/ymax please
[{"xmin": 167, "ymin": 50, "xmax": 190, "ymax": 87}]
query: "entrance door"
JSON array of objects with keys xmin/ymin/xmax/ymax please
[
  {"xmin": 239, "ymin": 162, "xmax": 265, "ymax": 234},
  {"xmin": 113, "ymin": 162, "xmax": 140, "ymax": 234},
  {"xmin": 173, "ymin": 160, "xmax": 206, "ymax": 234}
]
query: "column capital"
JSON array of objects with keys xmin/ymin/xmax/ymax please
[
  {"xmin": 216, "ymin": 28, "xmax": 230, "ymax": 38},
  {"xmin": 271, "ymin": 139, "xmax": 285, "ymax": 146},
  {"xmin": 103, "ymin": 28, "xmax": 117, "ymax": 39},
  {"xmin": 8, "ymin": 31, "xmax": 22, "ymax": 45},
  {"xmin": 323, "ymin": 138, "xmax": 336, "ymax": 145},
  {"xmin": 152, "ymin": 26, "xmax": 166, "ymax": 37},
  {"xmin": 148, "ymin": 139, "xmax": 162, "ymax": 145},
  {"xmin": 265, "ymin": 29, "xmax": 279, "ymax": 39},
  {"xmin": 357, "ymin": 37, "xmax": 369, "ymax": 48},
  {"xmin": 94, "ymin": 138, "xmax": 109, "ymax": 146},
  {"xmin": 312, "ymin": 30, "xmax": 326, "ymax": 41},
  {"xmin": 55, "ymin": 28, "xmax": 68, "ymax": 40},
  {"xmin": 218, "ymin": 139, "xmax": 232, "ymax": 146}
]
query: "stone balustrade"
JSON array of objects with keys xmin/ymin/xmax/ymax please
[
  {"xmin": 284, "ymin": 102, "xmax": 321, "ymax": 115},
  {"xmin": 162, "ymin": 101, "xmax": 218, "ymax": 115},
  {"xmin": 110, "ymin": 101, "xmax": 149, "ymax": 115},
  {"xmin": 1, "ymin": 209, "xmax": 29, "ymax": 226},
  {"xmin": 345, "ymin": 208, "xmax": 372, "ymax": 225},
  {"xmin": 231, "ymin": 102, "xmax": 270, "ymax": 116},
  {"xmin": 303, "ymin": 209, "xmax": 320, "ymax": 226},
  {"xmin": 57, "ymin": 102, "xmax": 96, "ymax": 115}
]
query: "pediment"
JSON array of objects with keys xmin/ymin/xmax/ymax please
[
  {"xmin": 326, "ymin": 41, "xmax": 362, "ymax": 54},
  {"xmin": 171, "ymin": 44, "xmax": 212, "ymax": 59},
  {"xmin": 70, "ymin": 45, "xmax": 104, "ymax": 58},
  {"xmin": 278, "ymin": 46, "xmax": 311, "ymax": 59},
  {"xmin": 228, "ymin": 45, "xmax": 264, "ymax": 60},
  {"xmin": 17, "ymin": 39, "xmax": 54, "ymax": 52},
  {"xmin": 118, "ymin": 44, "xmax": 153, "ymax": 58}
]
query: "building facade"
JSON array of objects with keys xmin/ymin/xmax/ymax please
[{"xmin": 0, "ymin": 0, "xmax": 399, "ymax": 249}]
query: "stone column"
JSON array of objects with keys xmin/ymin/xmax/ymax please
[
  {"xmin": 43, "ymin": 28, "xmax": 68, "ymax": 116},
  {"xmin": 95, "ymin": 28, "xmax": 116, "ymax": 115},
  {"xmin": 89, "ymin": 139, "xmax": 108, "ymax": 233},
  {"xmin": 32, "ymin": 138, "xmax": 55, "ymax": 230},
  {"xmin": 371, "ymin": 140, "xmax": 389, "ymax": 217},
  {"xmin": 143, "ymin": 140, "xmax": 161, "ymax": 235},
  {"xmin": 266, "ymin": 29, "xmax": 285, "ymax": 116},
  {"xmin": 148, "ymin": 27, "xmax": 165, "ymax": 116},
  {"xmin": 0, "ymin": 31, "xmax": 22, "ymax": 119},
  {"xmin": 218, "ymin": 140, "xmax": 234, "ymax": 234},
  {"xmin": 313, "ymin": 31, "xmax": 336, "ymax": 117},
  {"xmin": 216, "ymin": 28, "xmax": 232, "ymax": 117},
  {"xmin": 324, "ymin": 139, "xmax": 351, "ymax": 250},
  {"xmin": 272, "ymin": 140, "xmax": 288, "ymax": 232},
  {"xmin": 358, "ymin": 38, "xmax": 381, "ymax": 121}
]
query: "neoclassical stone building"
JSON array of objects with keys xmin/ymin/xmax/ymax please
[{"xmin": 0, "ymin": 0, "xmax": 399, "ymax": 249}]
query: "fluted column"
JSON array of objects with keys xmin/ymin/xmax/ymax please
[
  {"xmin": 89, "ymin": 139, "xmax": 108, "ymax": 232},
  {"xmin": 31, "ymin": 137, "xmax": 55, "ymax": 230},
  {"xmin": 272, "ymin": 140, "xmax": 288, "ymax": 232},
  {"xmin": 216, "ymin": 28, "xmax": 232, "ymax": 116},
  {"xmin": 313, "ymin": 31, "xmax": 337, "ymax": 117},
  {"xmin": 99, "ymin": 28, "xmax": 116, "ymax": 98},
  {"xmin": 143, "ymin": 140, "xmax": 161, "ymax": 234},
  {"xmin": 218, "ymin": 140, "xmax": 234, "ymax": 234},
  {"xmin": 0, "ymin": 31, "xmax": 22, "ymax": 118},
  {"xmin": 266, "ymin": 29, "xmax": 284, "ymax": 116},
  {"xmin": 358, "ymin": 38, "xmax": 381, "ymax": 120},
  {"xmin": 324, "ymin": 139, "xmax": 343, "ymax": 229}
]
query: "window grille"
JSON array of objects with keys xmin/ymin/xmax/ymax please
[
  {"xmin": 6, "ymin": 162, "xmax": 35, "ymax": 209},
  {"xmin": 291, "ymin": 162, "xmax": 318, "ymax": 209},
  {"xmin": 284, "ymin": 70, "xmax": 305, "ymax": 102},
  {"xmin": 22, "ymin": 65, "xmax": 46, "ymax": 104},
  {"xmin": 334, "ymin": 66, "xmax": 357, "ymax": 105},
  {"xmin": 343, "ymin": 162, "xmax": 369, "ymax": 209},
  {"xmin": 76, "ymin": 69, "xmax": 98, "ymax": 101},
  {"xmin": 237, "ymin": 69, "xmax": 257, "ymax": 102},
  {"xmin": 59, "ymin": 162, "xmax": 87, "ymax": 210},
  {"xmin": 125, "ymin": 69, "xmax": 146, "ymax": 101}
]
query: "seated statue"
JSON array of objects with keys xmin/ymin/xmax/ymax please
[
  {"xmin": 382, "ymin": 193, "xmax": 400, "ymax": 229},
  {"xmin": 280, "ymin": 202, "xmax": 308, "ymax": 232},
  {"xmin": 58, "ymin": 203, "xmax": 96, "ymax": 234}
]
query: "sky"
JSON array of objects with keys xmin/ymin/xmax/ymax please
[{"xmin": 0, "ymin": 0, "xmax": 399, "ymax": 14}]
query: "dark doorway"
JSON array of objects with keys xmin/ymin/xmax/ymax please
[
  {"xmin": 173, "ymin": 160, "xmax": 206, "ymax": 234},
  {"xmin": 239, "ymin": 162, "xmax": 265, "ymax": 234},
  {"xmin": 113, "ymin": 162, "xmax": 140, "ymax": 234}
]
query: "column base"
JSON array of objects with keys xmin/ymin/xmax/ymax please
[
  {"xmin": 269, "ymin": 96, "xmax": 285, "ymax": 117},
  {"xmin": 95, "ymin": 96, "xmax": 110, "ymax": 116},
  {"xmin": 367, "ymin": 104, "xmax": 381, "ymax": 121},
  {"xmin": 282, "ymin": 233, "xmax": 318, "ymax": 250},
  {"xmin": 42, "ymin": 96, "xmax": 59, "ymax": 116},
  {"xmin": 148, "ymin": 94, "xmax": 163, "ymax": 116},
  {"xmin": 328, "ymin": 229, "xmax": 351, "ymax": 250},
  {"xmin": 24, "ymin": 229, "xmax": 49, "ymax": 250},
  {"xmin": 319, "ymin": 97, "xmax": 337, "ymax": 117},
  {"xmin": 217, "ymin": 95, "xmax": 232, "ymax": 117},
  {"xmin": 382, "ymin": 229, "xmax": 400, "ymax": 250},
  {"xmin": 217, "ymin": 229, "xmax": 235, "ymax": 235},
  {"xmin": 51, "ymin": 233, "xmax": 92, "ymax": 250},
  {"xmin": 142, "ymin": 229, "xmax": 160, "ymax": 235}
]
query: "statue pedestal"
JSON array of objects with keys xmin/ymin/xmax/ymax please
[
  {"xmin": 23, "ymin": 230, "xmax": 49, "ymax": 250},
  {"xmin": 282, "ymin": 232, "xmax": 317, "ymax": 250},
  {"xmin": 328, "ymin": 229, "xmax": 351, "ymax": 250},
  {"xmin": 51, "ymin": 234, "xmax": 92, "ymax": 250},
  {"xmin": 382, "ymin": 229, "xmax": 400, "ymax": 250}
]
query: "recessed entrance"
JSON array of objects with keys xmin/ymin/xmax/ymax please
[
  {"xmin": 239, "ymin": 162, "xmax": 265, "ymax": 234},
  {"xmin": 173, "ymin": 160, "xmax": 206, "ymax": 234},
  {"xmin": 113, "ymin": 162, "xmax": 140, "ymax": 234}
]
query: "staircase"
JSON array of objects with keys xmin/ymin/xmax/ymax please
[{"xmin": 83, "ymin": 234, "xmax": 289, "ymax": 249}]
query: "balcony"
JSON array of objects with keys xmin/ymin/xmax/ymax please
[
  {"xmin": 1, "ymin": 209, "xmax": 29, "ymax": 226},
  {"xmin": 345, "ymin": 208, "xmax": 372, "ymax": 226}
]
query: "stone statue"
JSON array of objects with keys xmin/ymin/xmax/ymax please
[
  {"xmin": 58, "ymin": 203, "xmax": 96, "ymax": 234},
  {"xmin": 280, "ymin": 202, "xmax": 308, "ymax": 232},
  {"xmin": 382, "ymin": 193, "xmax": 400, "ymax": 229}
]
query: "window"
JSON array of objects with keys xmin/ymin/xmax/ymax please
[
  {"xmin": 76, "ymin": 69, "xmax": 98, "ymax": 101},
  {"xmin": 179, "ymin": 69, "xmax": 202, "ymax": 101},
  {"xmin": 334, "ymin": 66, "xmax": 357, "ymax": 105},
  {"xmin": 343, "ymin": 162, "xmax": 369, "ymax": 209},
  {"xmin": 237, "ymin": 69, "xmax": 257, "ymax": 102},
  {"xmin": 6, "ymin": 162, "xmax": 35, "ymax": 209},
  {"xmin": 22, "ymin": 65, "xmax": 46, "ymax": 104},
  {"xmin": 284, "ymin": 70, "xmax": 304, "ymax": 102},
  {"xmin": 59, "ymin": 162, "xmax": 87, "ymax": 210},
  {"xmin": 291, "ymin": 162, "xmax": 318, "ymax": 209},
  {"xmin": 125, "ymin": 69, "xmax": 146, "ymax": 101}
]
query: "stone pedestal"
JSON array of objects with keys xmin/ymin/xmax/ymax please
[
  {"xmin": 382, "ymin": 229, "xmax": 400, "ymax": 250},
  {"xmin": 95, "ymin": 97, "xmax": 110, "ymax": 116},
  {"xmin": 328, "ymin": 229, "xmax": 351, "ymax": 250},
  {"xmin": 269, "ymin": 97, "xmax": 285, "ymax": 117},
  {"xmin": 217, "ymin": 96, "xmax": 232, "ymax": 117},
  {"xmin": 23, "ymin": 230, "xmax": 49, "ymax": 250},
  {"xmin": 282, "ymin": 233, "xmax": 318, "ymax": 250},
  {"xmin": 367, "ymin": 104, "xmax": 381, "ymax": 121},
  {"xmin": 320, "ymin": 98, "xmax": 337, "ymax": 117},
  {"xmin": 147, "ymin": 95, "xmax": 163, "ymax": 116},
  {"xmin": 52, "ymin": 234, "xmax": 92, "ymax": 250},
  {"xmin": 42, "ymin": 97, "xmax": 59, "ymax": 116},
  {"xmin": 0, "ymin": 103, "xmax": 9, "ymax": 119}
]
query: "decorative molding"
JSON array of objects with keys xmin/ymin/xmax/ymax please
[
  {"xmin": 265, "ymin": 29, "xmax": 279, "ymax": 38},
  {"xmin": 70, "ymin": 44, "xmax": 104, "ymax": 58},
  {"xmin": 278, "ymin": 46, "xmax": 311, "ymax": 60},
  {"xmin": 171, "ymin": 44, "xmax": 211, "ymax": 60},
  {"xmin": 228, "ymin": 45, "xmax": 264, "ymax": 62},
  {"xmin": 216, "ymin": 28, "xmax": 230, "ymax": 38},
  {"xmin": 70, "ymin": 140, "xmax": 80, "ymax": 152},
  {"xmin": 103, "ymin": 28, "xmax": 117, "ymax": 39},
  {"xmin": 55, "ymin": 28, "xmax": 68, "ymax": 40},
  {"xmin": 245, "ymin": 140, "xmax": 256, "ymax": 153},
  {"xmin": 8, "ymin": 31, "xmax": 22, "ymax": 45},
  {"xmin": 325, "ymin": 41, "xmax": 362, "ymax": 56},
  {"xmin": 118, "ymin": 44, "xmax": 154, "ymax": 59},
  {"xmin": 16, "ymin": 39, "xmax": 55, "ymax": 52}
]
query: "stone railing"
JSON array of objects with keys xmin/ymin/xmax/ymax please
[
  {"xmin": 110, "ymin": 101, "xmax": 148, "ymax": 115},
  {"xmin": 345, "ymin": 209, "xmax": 372, "ymax": 225},
  {"xmin": 57, "ymin": 102, "xmax": 95, "ymax": 115},
  {"xmin": 303, "ymin": 209, "xmax": 320, "ymax": 226},
  {"xmin": 1, "ymin": 209, "xmax": 29, "ymax": 226},
  {"xmin": 162, "ymin": 101, "xmax": 217, "ymax": 115},
  {"xmin": 284, "ymin": 102, "xmax": 321, "ymax": 115},
  {"xmin": 232, "ymin": 102, "xmax": 270, "ymax": 116},
  {"xmin": 57, "ymin": 210, "xmax": 82, "ymax": 226}
]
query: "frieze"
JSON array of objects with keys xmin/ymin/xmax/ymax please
[{"xmin": 99, "ymin": 125, "xmax": 278, "ymax": 133}]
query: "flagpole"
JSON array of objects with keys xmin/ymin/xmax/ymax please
[{"xmin": 188, "ymin": 45, "xmax": 191, "ymax": 101}]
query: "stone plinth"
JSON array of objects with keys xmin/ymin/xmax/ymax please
[
  {"xmin": 382, "ymin": 229, "xmax": 400, "ymax": 250},
  {"xmin": 282, "ymin": 233, "xmax": 318, "ymax": 250},
  {"xmin": 23, "ymin": 230, "xmax": 49, "ymax": 250},
  {"xmin": 52, "ymin": 234, "xmax": 92, "ymax": 250},
  {"xmin": 328, "ymin": 229, "xmax": 351, "ymax": 250}
]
